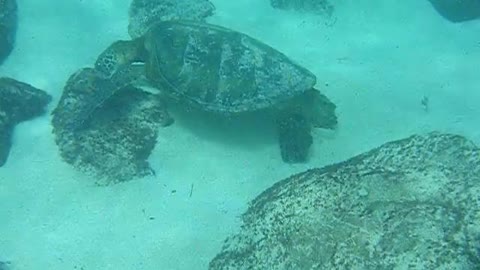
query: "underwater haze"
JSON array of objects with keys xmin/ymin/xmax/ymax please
[{"xmin": 1, "ymin": 0, "xmax": 479, "ymax": 269}]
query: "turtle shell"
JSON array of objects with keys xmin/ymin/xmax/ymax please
[{"xmin": 143, "ymin": 20, "xmax": 317, "ymax": 113}]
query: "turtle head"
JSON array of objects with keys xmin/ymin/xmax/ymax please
[{"xmin": 94, "ymin": 38, "xmax": 147, "ymax": 78}]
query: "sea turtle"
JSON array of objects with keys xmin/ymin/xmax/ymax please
[
  {"xmin": 0, "ymin": 0, "xmax": 17, "ymax": 64},
  {"xmin": 91, "ymin": 20, "xmax": 337, "ymax": 163},
  {"xmin": 210, "ymin": 132, "xmax": 480, "ymax": 269},
  {"xmin": 51, "ymin": 67, "xmax": 173, "ymax": 184},
  {"xmin": 0, "ymin": 77, "xmax": 51, "ymax": 166}
]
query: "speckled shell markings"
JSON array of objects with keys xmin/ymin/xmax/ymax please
[{"xmin": 144, "ymin": 20, "xmax": 317, "ymax": 113}]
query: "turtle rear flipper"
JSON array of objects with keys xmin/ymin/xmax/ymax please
[
  {"xmin": 303, "ymin": 88, "xmax": 337, "ymax": 130},
  {"xmin": 0, "ymin": 0, "xmax": 17, "ymax": 64},
  {"xmin": 274, "ymin": 88, "xmax": 336, "ymax": 163},
  {"xmin": 277, "ymin": 112, "xmax": 313, "ymax": 163},
  {"xmin": 94, "ymin": 38, "xmax": 146, "ymax": 77},
  {"xmin": 277, "ymin": 88, "xmax": 337, "ymax": 130}
]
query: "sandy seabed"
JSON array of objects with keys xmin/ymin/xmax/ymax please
[{"xmin": 0, "ymin": 0, "xmax": 479, "ymax": 269}]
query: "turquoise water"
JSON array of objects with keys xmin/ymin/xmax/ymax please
[{"xmin": 1, "ymin": 0, "xmax": 479, "ymax": 269}]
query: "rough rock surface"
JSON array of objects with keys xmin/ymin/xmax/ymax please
[
  {"xmin": 128, "ymin": 0, "xmax": 215, "ymax": 38},
  {"xmin": 0, "ymin": 0, "xmax": 17, "ymax": 64},
  {"xmin": 210, "ymin": 132, "xmax": 480, "ymax": 269},
  {"xmin": 270, "ymin": 0, "xmax": 334, "ymax": 17},
  {"xmin": 0, "ymin": 77, "xmax": 51, "ymax": 166},
  {"xmin": 0, "ymin": 261, "xmax": 11, "ymax": 270},
  {"xmin": 52, "ymin": 68, "xmax": 173, "ymax": 184},
  {"xmin": 428, "ymin": 0, "xmax": 480, "ymax": 22}
]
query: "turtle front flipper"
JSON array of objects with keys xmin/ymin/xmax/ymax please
[
  {"xmin": 52, "ymin": 67, "xmax": 174, "ymax": 184},
  {"xmin": 94, "ymin": 38, "xmax": 146, "ymax": 77},
  {"xmin": 52, "ymin": 65, "xmax": 145, "ymax": 132}
]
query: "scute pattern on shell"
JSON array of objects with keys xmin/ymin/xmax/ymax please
[
  {"xmin": 210, "ymin": 132, "xmax": 480, "ymax": 269},
  {"xmin": 146, "ymin": 21, "xmax": 317, "ymax": 113},
  {"xmin": 128, "ymin": 0, "xmax": 215, "ymax": 38}
]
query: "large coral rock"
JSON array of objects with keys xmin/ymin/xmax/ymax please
[
  {"xmin": 0, "ymin": 77, "xmax": 51, "ymax": 166},
  {"xmin": 428, "ymin": 0, "xmax": 480, "ymax": 22},
  {"xmin": 210, "ymin": 132, "xmax": 480, "ymax": 269},
  {"xmin": 270, "ymin": 0, "xmax": 334, "ymax": 16},
  {"xmin": 0, "ymin": 261, "xmax": 11, "ymax": 270},
  {"xmin": 128, "ymin": 0, "xmax": 215, "ymax": 38},
  {"xmin": 52, "ymin": 68, "xmax": 173, "ymax": 184},
  {"xmin": 0, "ymin": 0, "xmax": 17, "ymax": 64}
]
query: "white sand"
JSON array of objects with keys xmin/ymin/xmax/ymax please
[{"xmin": 0, "ymin": 0, "xmax": 479, "ymax": 269}]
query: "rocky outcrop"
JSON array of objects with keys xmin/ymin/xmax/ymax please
[
  {"xmin": 210, "ymin": 132, "xmax": 480, "ymax": 269},
  {"xmin": 0, "ymin": 77, "xmax": 51, "ymax": 166},
  {"xmin": 128, "ymin": 0, "xmax": 215, "ymax": 38},
  {"xmin": 51, "ymin": 68, "xmax": 173, "ymax": 184},
  {"xmin": 0, "ymin": 0, "xmax": 17, "ymax": 64},
  {"xmin": 270, "ymin": 0, "xmax": 334, "ymax": 16},
  {"xmin": 428, "ymin": 0, "xmax": 480, "ymax": 22}
]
